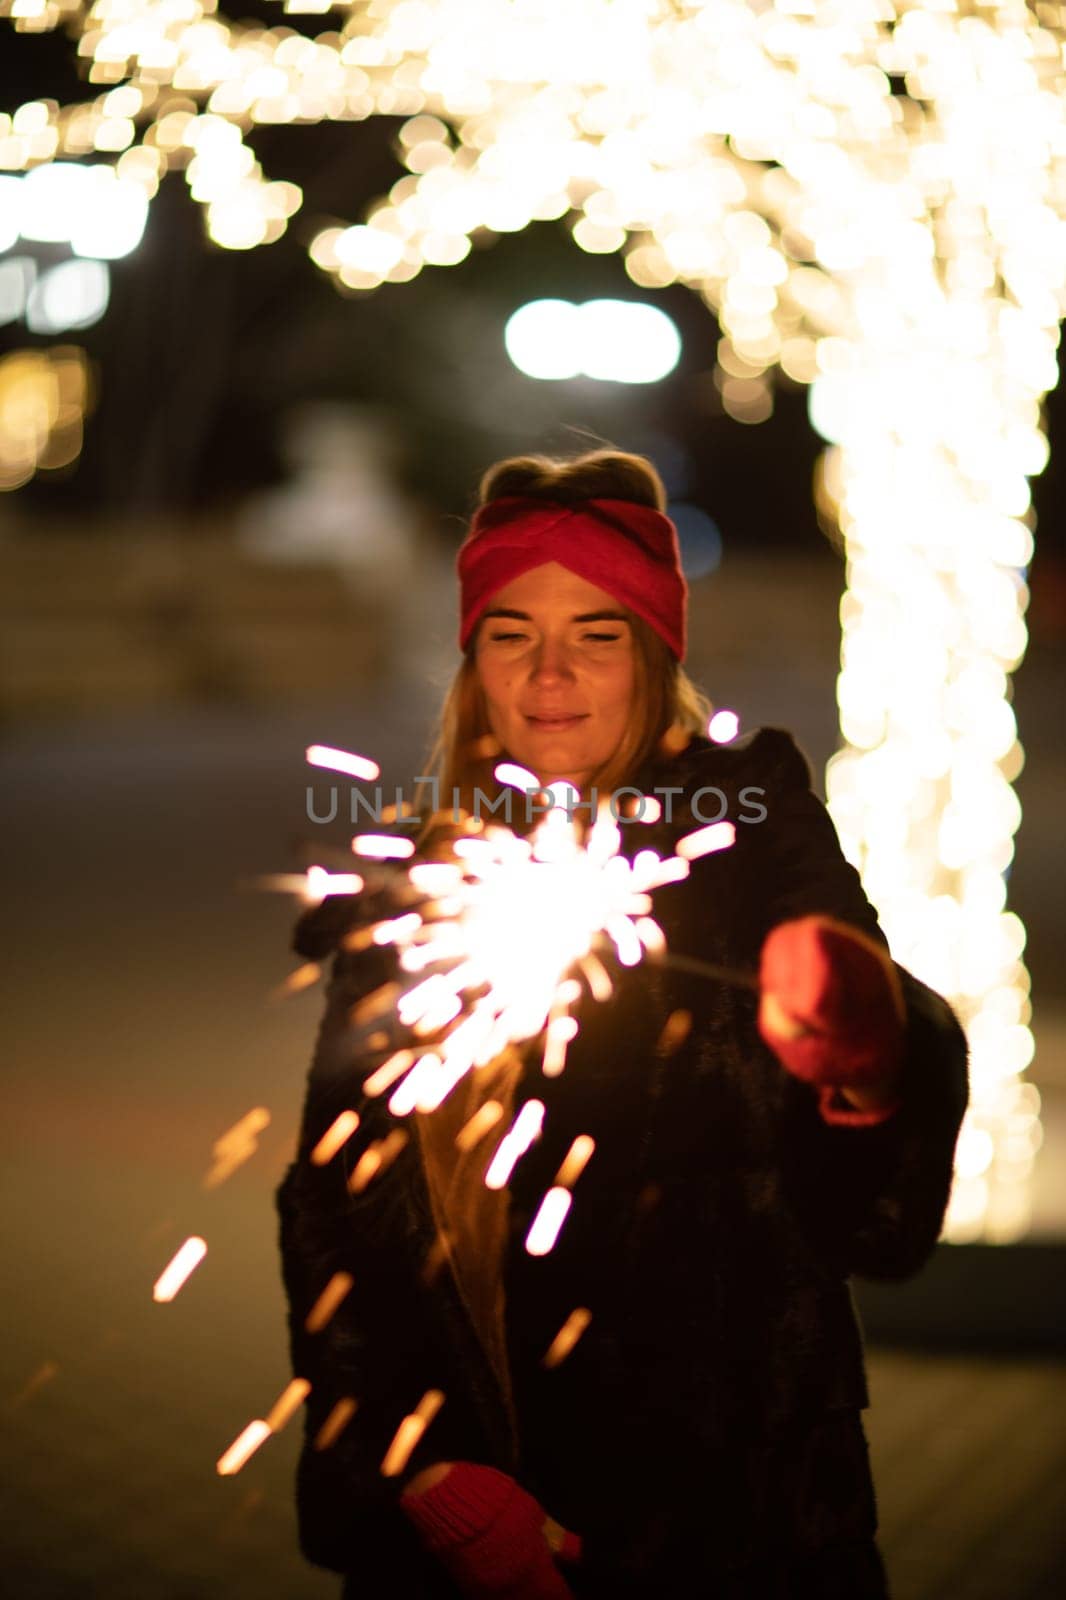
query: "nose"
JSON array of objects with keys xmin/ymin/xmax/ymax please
[{"xmin": 530, "ymin": 636, "xmax": 576, "ymax": 684}]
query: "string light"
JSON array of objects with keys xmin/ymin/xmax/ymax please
[{"xmin": 2, "ymin": 1, "xmax": 1059, "ymax": 1236}]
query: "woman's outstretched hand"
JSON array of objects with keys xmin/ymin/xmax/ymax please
[
  {"xmin": 401, "ymin": 1460, "xmax": 581, "ymax": 1598},
  {"xmin": 757, "ymin": 914, "xmax": 905, "ymax": 1125}
]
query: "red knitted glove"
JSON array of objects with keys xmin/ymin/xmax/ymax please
[
  {"xmin": 400, "ymin": 1462, "xmax": 580, "ymax": 1598},
  {"xmin": 758, "ymin": 915, "xmax": 905, "ymax": 1127}
]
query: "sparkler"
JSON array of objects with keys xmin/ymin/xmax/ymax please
[
  {"xmin": 296, "ymin": 773, "xmax": 736, "ymax": 1117},
  {"xmin": 203, "ymin": 739, "xmax": 743, "ymax": 1471},
  {"xmin": 268, "ymin": 744, "xmax": 744, "ymax": 1279},
  {"xmin": 323, "ymin": 760, "xmax": 736, "ymax": 1132}
]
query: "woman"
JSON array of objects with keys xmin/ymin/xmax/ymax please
[{"xmin": 278, "ymin": 449, "xmax": 969, "ymax": 1598}]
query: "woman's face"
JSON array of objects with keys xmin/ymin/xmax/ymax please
[{"xmin": 473, "ymin": 561, "xmax": 636, "ymax": 789}]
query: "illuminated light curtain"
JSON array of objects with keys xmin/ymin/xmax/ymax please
[{"xmin": 2, "ymin": 0, "xmax": 1062, "ymax": 1237}]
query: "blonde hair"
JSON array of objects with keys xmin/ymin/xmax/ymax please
[{"xmin": 417, "ymin": 449, "xmax": 712, "ymax": 832}]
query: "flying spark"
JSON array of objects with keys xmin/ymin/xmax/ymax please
[
  {"xmin": 381, "ymin": 1389, "xmax": 445, "ymax": 1478},
  {"xmin": 203, "ymin": 1108, "xmax": 271, "ymax": 1189},
  {"xmin": 310, "ymin": 1111, "xmax": 361, "ymax": 1166},
  {"xmin": 153, "ymin": 1237, "xmax": 207, "ymax": 1303},
  {"xmin": 216, "ymin": 1420, "xmax": 271, "ymax": 1476},
  {"xmin": 304, "ymin": 1272, "xmax": 354, "ymax": 1334},
  {"xmin": 314, "ymin": 1397, "xmax": 358, "ymax": 1451},
  {"xmin": 542, "ymin": 1309, "xmax": 593, "ymax": 1369},
  {"xmin": 306, "ymin": 745, "xmax": 380, "ymax": 781},
  {"xmin": 265, "ymin": 1378, "xmax": 311, "ymax": 1433}
]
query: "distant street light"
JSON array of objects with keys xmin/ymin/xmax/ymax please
[{"xmin": 504, "ymin": 299, "xmax": 681, "ymax": 385}]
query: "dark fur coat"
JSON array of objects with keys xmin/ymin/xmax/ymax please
[{"xmin": 277, "ymin": 728, "xmax": 969, "ymax": 1596}]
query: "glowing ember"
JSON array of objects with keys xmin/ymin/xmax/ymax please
[
  {"xmin": 8, "ymin": 1360, "xmax": 60, "ymax": 1410},
  {"xmin": 313, "ymin": 1397, "xmax": 358, "ymax": 1451},
  {"xmin": 265, "ymin": 1378, "xmax": 311, "ymax": 1433},
  {"xmin": 348, "ymin": 1130, "xmax": 408, "ymax": 1193},
  {"xmin": 542, "ymin": 1308, "xmax": 593, "ymax": 1369},
  {"xmin": 409, "ymin": 863, "xmax": 464, "ymax": 895},
  {"xmin": 310, "ymin": 1111, "xmax": 361, "ymax": 1166},
  {"xmin": 216, "ymin": 1419, "xmax": 271, "ymax": 1476},
  {"xmin": 304, "ymin": 1272, "xmax": 354, "ymax": 1334},
  {"xmin": 455, "ymin": 1099, "xmax": 504, "ymax": 1153},
  {"xmin": 352, "ymin": 835, "xmax": 416, "ymax": 860},
  {"xmin": 352, "ymin": 983, "xmax": 402, "ymax": 1025},
  {"xmin": 273, "ymin": 962, "xmax": 323, "ymax": 999},
  {"xmin": 495, "ymin": 761, "xmax": 541, "ymax": 791},
  {"xmin": 676, "ymin": 821, "xmax": 736, "ymax": 861},
  {"xmin": 153, "ymin": 1236, "xmax": 207, "ymax": 1303},
  {"xmin": 655, "ymin": 1009, "xmax": 693, "ymax": 1057},
  {"xmin": 387, "ymin": 1054, "xmax": 443, "ymax": 1115},
  {"xmin": 485, "ymin": 1100, "xmax": 545, "ymax": 1191},
  {"xmin": 203, "ymin": 1108, "xmax": 271, "ymax": 1189},
  {"xmin": 363, "ymin": 1050, "xmax": 416, "ymax": 1097},
  {"xmin": 305, "ymin": 865, "xmax": 365, "ymax": 899},
  {"xmin": 542, "ymin": 1015, "xmax": 579, "ymax": 1078},
  {"xmin": 372, "ymin": 913, "xmax": 423, "ymax": 945},
  {"xmin": 306, "ymin": 745, "xmax": 380, "ymax": 781},
  {"xmin": 554, "ymin": 1135, "xmax": 595, "ymax": 1190},
  {"xmin": 633, "ymin": 917, "xmax": 666, "ymax": 955},
  {"xmin": 579, "ymin": 954, "xmax": 612, "ymax": 1002},
  {"xmin": 525, "ymin": 1187, "xmax": 573, "ymax": 1256},
  {"xmin": 381, "ymin": 1389, "xmax": 446, "ymax": 1478},
  {"xmin": 254, "ymin": 868, "xmax": 364, "ymax": 906},
  {"xmin": 421, "ymin": 1231, "xmax": 453, "ymax": 1287}
]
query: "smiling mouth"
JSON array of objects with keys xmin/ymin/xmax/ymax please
[{"xmin": 525, "ymin": 713, "xmax": 588, "ymax": 729}]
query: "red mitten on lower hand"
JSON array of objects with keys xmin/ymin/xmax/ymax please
[
  {"xmin": 757, "ymin": 914, "xmax": 905, "ymax": 1126},
  {"xmin": 400, "ymin": 1461, "xmax": 579, "ymax": 1599}
]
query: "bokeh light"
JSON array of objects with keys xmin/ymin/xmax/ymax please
[
  {"xmin": 14, "ymin": 164, "xmax": 148, "ymax": 259},
  {"xmin": 25, "ymin": 259, "xmax": 110, "ymax": 335},
  {"xmin": 708, "ymin": 709, "xmax": 740, "ymax": 744},
  {"xmin": 0, "ymin": 345, "xmax": 92, "ymax": 490},
  {"xmin": 504, "ymin": 298, "xmax": 681, "ymax": 384}
]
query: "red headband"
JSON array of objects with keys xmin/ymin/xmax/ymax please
[{"xmin": 457, "ymin": 496, "xmax": 688, "ymax": 661}]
